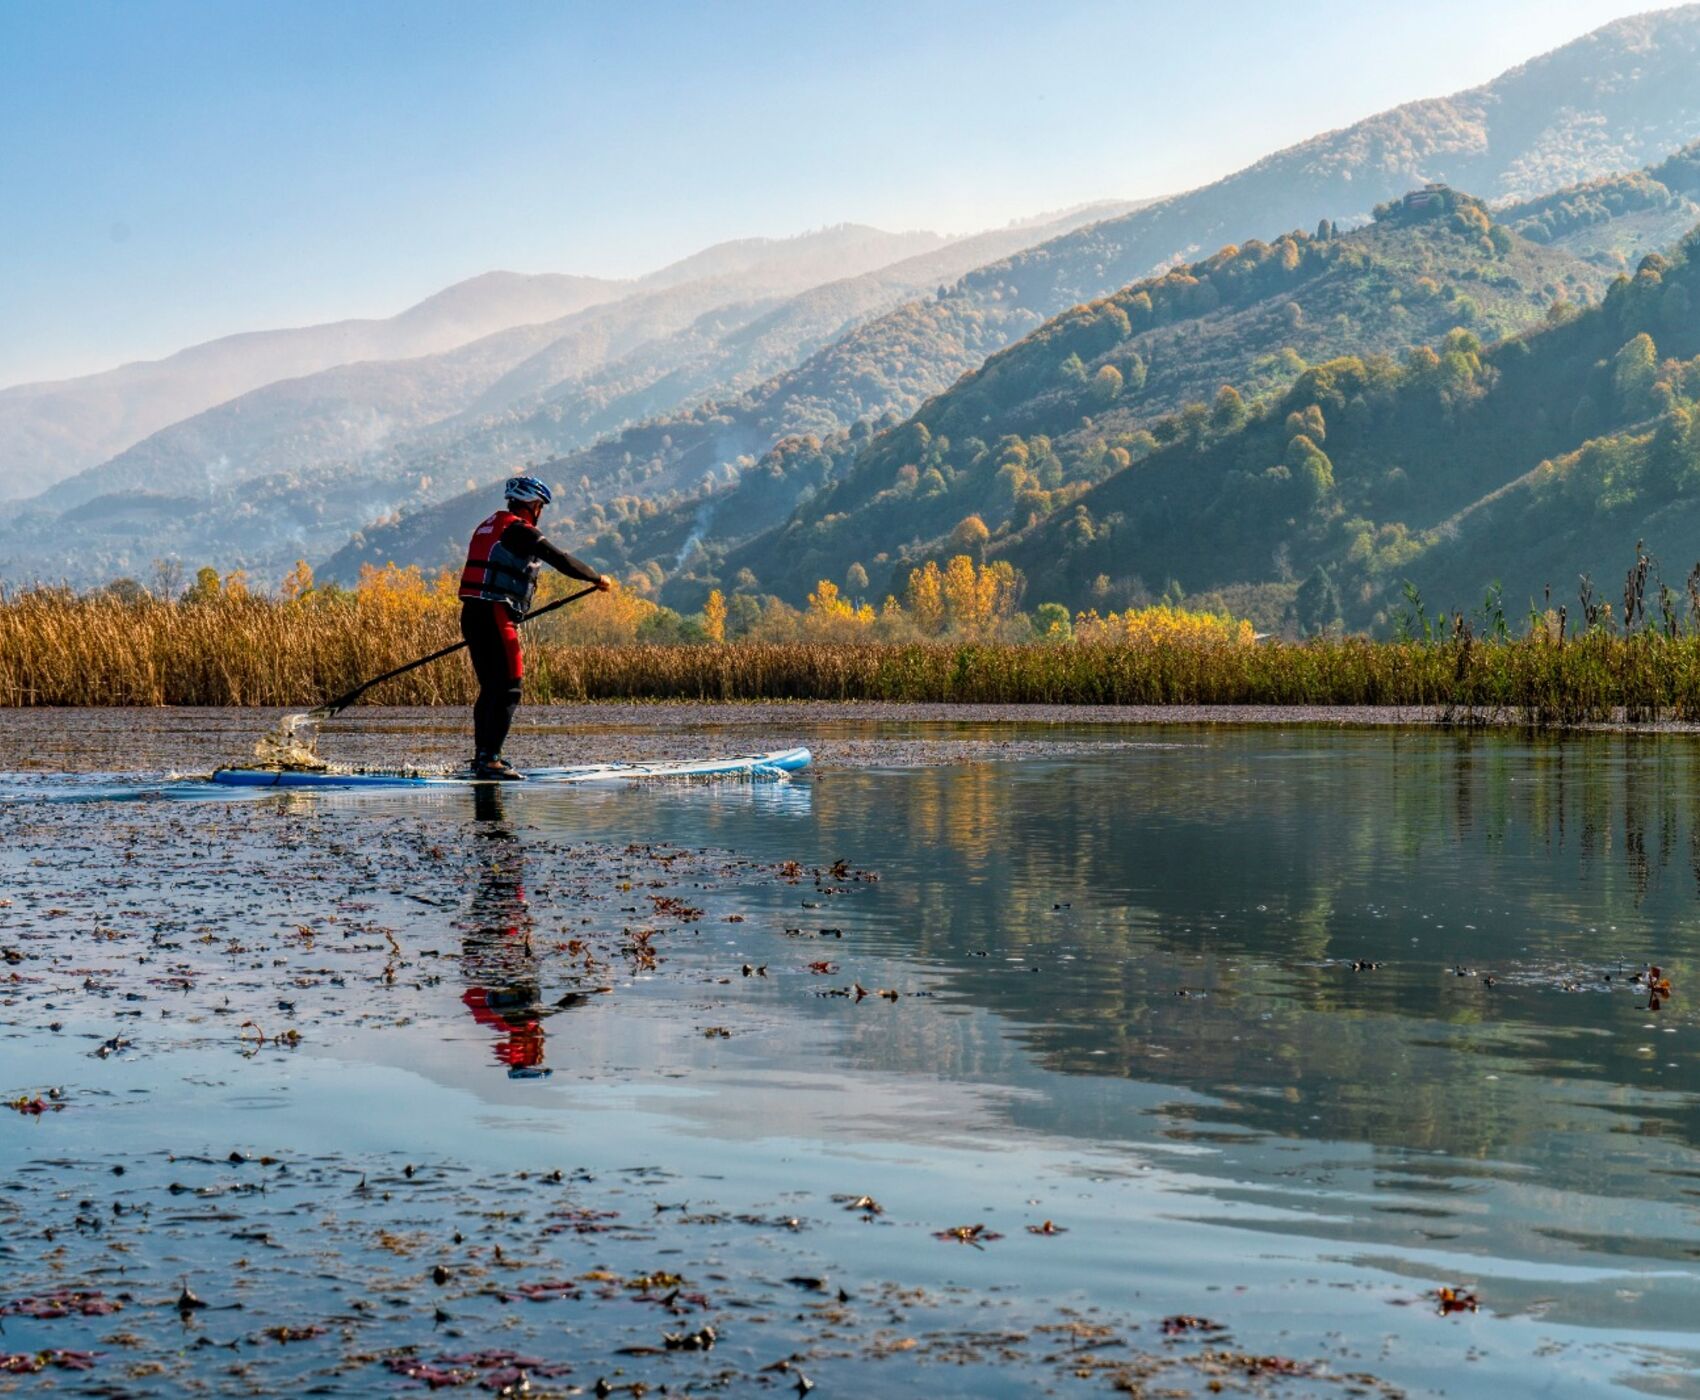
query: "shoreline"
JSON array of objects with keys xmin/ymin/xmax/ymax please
[
  {"xmin": 6, "ymin": 703, "xmax": 1700, "ymax": 779},
  {"xmin": 10, "ymin": 698, "xmax": 1700, "ymax": 731}
]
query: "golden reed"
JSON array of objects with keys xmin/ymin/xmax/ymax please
[{"xmin": 7, "ymin": 590, "xmax": 1700, "ymax": 721}]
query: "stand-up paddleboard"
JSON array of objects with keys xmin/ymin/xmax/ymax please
[{"xmin": 211, "ymin": 747, "xmax": 811, "ymax": 789}]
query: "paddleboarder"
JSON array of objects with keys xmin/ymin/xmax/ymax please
[{"xmin": 459, "ymin": 475, "xmax": 610, "ymax": 779}]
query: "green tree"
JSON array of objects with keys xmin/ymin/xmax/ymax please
[
  {"xmin": 1613, "ymin": 332, "xmax": 1659, "ymax": 415},
  {"xmin": 1062, "ymin": 506, "xmax": 1096, "ymax": 551},
  {"xmin": 727, "ymin": 593, "xmax": 763, "ymax": 637},
  {"xmin": 1295, "ymin": 566, "xmax": 1343, "ymax": 636},
  {"xmin": 1286, "ymin": 434, "xmax": 1335, "ymax": 504},
  {"xmin": 184, "ymin": 566, "xmax": 222, "ymax": 604},
  {"xmin": 1091, "ymin": 364, "xmax": 1124, "ymax": 405},
  {"xmin": 1124, "ymin": 352, "xmax": 1148, "ymax": 393},
  {"xmin": 1034, "ymin": 602, "xmax": 1072, "ymax": 640},
  {"xmin": 994, "ymin": 461, "xmax": 1028, "ymax": 503},
  {"xmin": 102, "ymin": 577, "xmax": 147, "ymax": 604},
  {"xmin": 1210, "ymin": 384, "xmax": 1248, "ymax": 435},
  {"xmin": 1285, "ymin": 404, "xmax": 1326, "ymax": 442}
]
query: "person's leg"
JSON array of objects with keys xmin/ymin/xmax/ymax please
[
  {"xmin": 484, "ymin": 606, "xmax": 524, "ymax": 757},
  {"xmin": 462, "ymin": 603, "xmax": 522, "ymax": 759}
]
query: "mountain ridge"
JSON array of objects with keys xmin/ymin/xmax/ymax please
[
  {"xmin": 322, "ymin": 6, "xmax": 1700, "ymax": 597},
  {"xmin": 0, "ymin": 271, "xmax": 631, "ymax": 500}
]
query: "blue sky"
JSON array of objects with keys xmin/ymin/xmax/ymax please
[{"xmin": 0, "ymin": 0, "xmax": 1664, "ymax": 386}]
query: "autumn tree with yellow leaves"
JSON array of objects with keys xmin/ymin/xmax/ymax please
[{"xmin": 702, "ymin": 589, "xmax": 727, "ymax": 643}]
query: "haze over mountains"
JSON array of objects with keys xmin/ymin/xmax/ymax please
[
  {"xmin": 7, "ymin": 3, "xmax": 1700, "ymax": 634},
  {"xmin": 0, "ymin": 224, "xmax": 974, "ymax": 505},
  {"xmin": 323, "ymin": 5, "xmax": 1700, "ymax": 605},
  {"xmin": 0, "ymin": 271, "xmax": 629, "ymax": 500},
  {"xmin": 0, "ymin": 209, "xmax": 1134, "ymax": 583},
  {"xmin": 29, "ymin": 222, "xmax": 960, "ymax": 513}
]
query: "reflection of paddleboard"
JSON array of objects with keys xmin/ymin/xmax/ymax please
[{"xmin": 211, "ymin": 747, "xmax": 812, "ymax": 789}]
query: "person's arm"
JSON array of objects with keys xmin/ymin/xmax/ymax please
[
  {"xmin": 531, "ymin": 533, "xmax": 601, "ymax": 584},
  {"xmin": 502, "ymin": 520, "xmax": 609, "ymax": 588}
]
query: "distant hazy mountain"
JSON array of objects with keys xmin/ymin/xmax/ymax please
[
  {"xmin": 620, "ymin": 224, "xmax": 954, "ymax": 294},
  {"xmin": 330, "ymin": 204, "xmax": 1141, "ymax": 509},
  {"xmin": 0, "ymin": 271, "xmax": 627, "ymax": 500},
  {"xmin": 34, "ymin": 224, "xmax": 954, "ymax": 519},
  {"xmin": 2, "ymin": 213, "xmax": 1125, "ymax": 585},
  {"xmin": 321, "ymin": 6, "xmax": 1700, "ymax": 592}
]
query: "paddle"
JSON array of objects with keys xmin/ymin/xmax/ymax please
[{"xmin": 307, "ymin": 585, "xmax": 601, "ymax": 720}]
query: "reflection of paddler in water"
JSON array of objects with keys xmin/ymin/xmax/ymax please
[{"xmin": 460, "ymin": 785, "xmax": 554, "ymax": 1077}]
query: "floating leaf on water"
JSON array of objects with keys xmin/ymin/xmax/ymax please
[
  {"xmin": 784, "ymin": 1276, "xmax": 828, "ymax": 1292},
  {"xmin": 264, "ymin": 1325, "xmax": 325, "ymax": 1343},
  {"xmin": 1, "ymin": 1349, "xmax": 100, "ymax": 1374},
  {"xmin": 4, "ymin": 1289, "xmax": 122, "ymax": 1319},
  {"xmin": 933, "ymin": 1223, "xmax": 1003, "ymax": 1247},
  {"xmin": 833, "ymin": 1194, "xmax": 883, "ymax": 1215},
  {"xmin": 1160, "ymin": 1315, "xmax": 1227, "ymax": 1336}
]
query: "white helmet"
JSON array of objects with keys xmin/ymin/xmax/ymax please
[{"xmin": 505, "ymin": 475, "xmax": 553, "ymax": 505}]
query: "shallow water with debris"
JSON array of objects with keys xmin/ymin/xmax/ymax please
[{"xmin": 3, "ymin": 707, "xmax": 1699, "ymax": 1397}]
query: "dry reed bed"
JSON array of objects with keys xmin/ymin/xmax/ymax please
[{"xmin": 9, "ymin": 594, "xmax": 1700, "ymax": 721}]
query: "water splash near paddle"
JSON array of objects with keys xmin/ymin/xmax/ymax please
[{"xmin": 253, "ymin": 712, "xmax": 328, "ymax": 770}]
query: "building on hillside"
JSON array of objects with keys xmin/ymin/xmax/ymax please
[{"xmin": 1403, "ymin": 183, "xmax": 1452, "ymax": 212}]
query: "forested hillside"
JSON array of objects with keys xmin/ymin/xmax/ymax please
[
  {"xmin": 992, "ymin": 222, "xmax": 1700, "ymax": 633},
  {"xmin": 720, "ymin": 189, "xmax": 1609, "ymax": 605},
  {"xmin": 1500, "ymin": 139, "xmax": 1700, "ymax": 251},
  {"xmin": 322, "ymin": 6, "xmax": 1700, "ymax": 594}
]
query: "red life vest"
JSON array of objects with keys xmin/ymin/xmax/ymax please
[{"xmin": 460, "ymin": 511, "xmax": 541, "ymax": 614}]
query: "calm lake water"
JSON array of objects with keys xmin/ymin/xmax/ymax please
[{"xmin": 2, "ymin": 708, "xmax": 1698, "ymax": 1396}]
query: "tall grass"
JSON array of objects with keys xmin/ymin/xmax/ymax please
[{"xmin": 9, "ymin": 589, "xmax": 1700, "ymax": 720}]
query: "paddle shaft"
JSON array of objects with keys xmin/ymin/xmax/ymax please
[{"xmin": 309, "ymin": 586, "xmax": 600, "ymax": 719}]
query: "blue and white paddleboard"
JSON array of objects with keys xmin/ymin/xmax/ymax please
[{"xmin": 211, "ymin": 746, "xmax": 812, "ymax": 789}]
